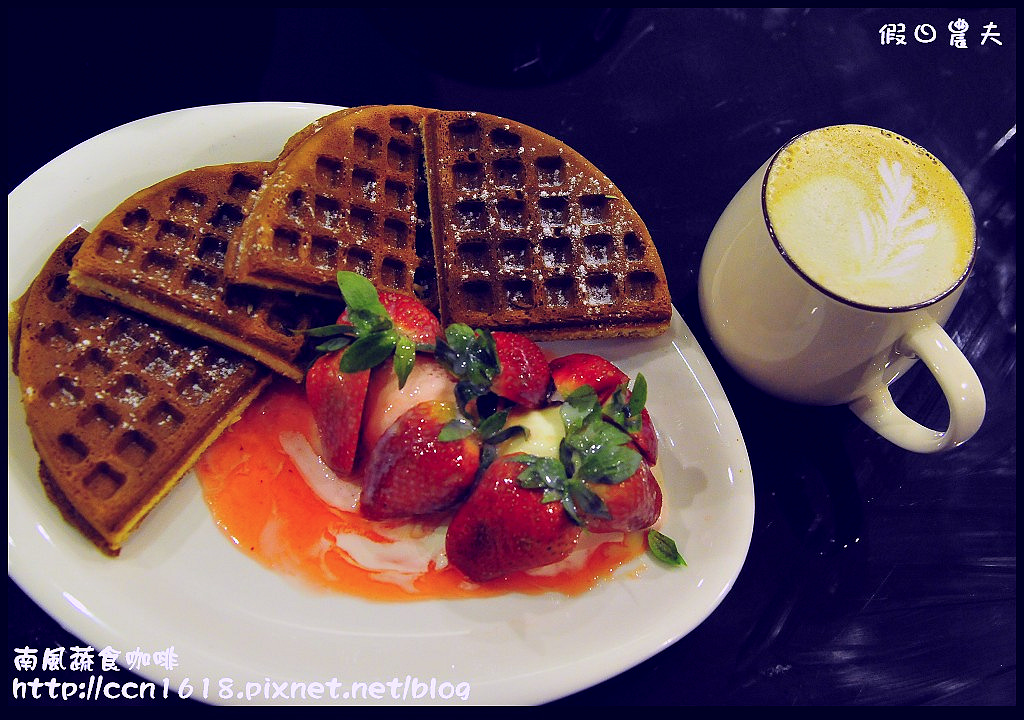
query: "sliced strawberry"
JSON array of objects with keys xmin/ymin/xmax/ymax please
[
  {"xmin": 445, "ymin": 453, "xmax": 581, "ymax": 582},
  {"xmin": 549, "ymin": 353, "xmax": 629, "ymax": 401},
  {"xmin": 359, "ymin": 355, "xmax": 457, "ymax": 460},
  {"xmin": 577, "ymin": 457, "xmax": 662, "ymax": 533},
  {"xmin": 631, "ymin": 408, "xmax": 658, "ymax": 465},
  {"xmin": 490, "ymin": 332, "xmax": 552, "ymax": 408},
  {"xmin": 360, "ymin": 400, "xmax": 481, "ymax": 520},
  {"xmin": 305, "ymin": 349, "xmax": 371, "ymax": 475}
]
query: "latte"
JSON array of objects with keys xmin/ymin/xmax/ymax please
[{"xmin": 763, "ymin": 125, "xmax": 975, "ymax": 309}]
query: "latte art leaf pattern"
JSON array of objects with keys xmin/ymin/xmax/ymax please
[{"xmin": 853, "ymin": 158, "xmax": 936, "ymax": 280}]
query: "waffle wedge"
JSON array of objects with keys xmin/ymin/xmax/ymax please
[
  {"xmin": 227, "ymin": 105, "xmax": 438, "ymax": 309},
  {"xmin": 68, "ymin": 162, "xmax": 340, "ymax": 381},
  {"xmin": 10, "ymin": 228, "xmax": 272, "ymax": 555},
  {"xmin": 422, "ymin": 109, "xmax": 672, "ymax": 339}
]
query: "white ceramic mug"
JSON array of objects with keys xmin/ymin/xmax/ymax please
[{"xmin": 698, "ymin": 124, "xmax": 985, "ymax": 453}]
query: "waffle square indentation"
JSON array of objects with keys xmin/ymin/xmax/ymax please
[
  {"xmin": 460, "ymin": 280, "xmax": 494, "ymax": 312},
  {"xmin": 454, "ymin": 162, "xmax": 484, "ymax": 191},
  {"xmin": 352, "ymin": 168, "xmax": 377, "ymax": 201},
  {"xmin": 316, "ymin": 156, "xmax": 345, "ymax": 187},
  {"xmin": 583, "ymin": 233, "xmax": 614, "ymax": 264},
  {"xmin": 116, "ymin": 430, "xmax": 156, "ymax": 466},
  {"xmin": 544, "ymin": 277, "xmax": 575, "ymax": 306},
  {"xmin": 536, "ymin": 156, "xmax": 565, "ymax": 186},
  {"xmin": 58, "ymin": 432, "xmax": 89, "ymax": 463},
  {"xmin": 42, "ymin": 376, "xmax": 83, "ymax": 405},
  {"xmin": 354, "ymin": 129, "xmax": 382, "ymax": 160},
  {"xmin": 211, "ymin": 203, "xmax": 245, "ymax": 233},
  {"xmin": 490, "ymin": 127, "xmax": 522, "ymax": 149},
  {"xmin": 310, "ymin": 236, "xmax": 339, "ymax": 269},
  {"xmin": 493, "ymin": 158, "xmax": 524, "ymax": 188},
  {"xmin": 383, "ymin": 219, "xmax": 409, "ymax": 249},
  {"xmin": 315, "ymin": 195, "xmax": 344, "ymax": 229},
  {"xmin": 539, "ymin": 197, "xmax": 568, "ymax": 227},
  {"xmin": 584, "ymin": 273, "xmax": 617, "ymax": 305},
  {"xmin": 197, "ymin": 236, "xmax": 228, "ymax": 268},
  {"xmin": 170, "ymin": 187, "xmax": 206, "ymax": 221},
  {"xmin": 83, "ymin": 462, "xmax": 125, "ymax": 500},
  {"xmin": 498, "ymin": 238, "xmax": 530, "ymax": 269},
  {"xmin": 146, "ymin": 401, "xmax": 183, "ymax": 434},
  {"xmin": 455, "ymin": 200, "xmax": 488, "ymax": 231},
  {"xmin": 122, "ymin": 208, "xmax": 150, "ymax": 232},
  {"xmin": 141, "ymin": 250, "xmax": 176, "ymax": 280},
  {"xmin": 450, "ymin": 119, "xmax": 482, "ymax": 152},
  {"xmin": 626, "ymin": 270, "xmax": 658, "ymax": 302},
  {"xmin": 385, "ymin": 180, "xmax": 409, "ymax": 210},
  {"xmin": 623, "ymin": 231, "xmax": 645, "ymax": 260},
  {"xmin": 98, "ymin": 232, "xmax": 134, "ymax": 262},
  {"xmin": 580, "ymin": 195, "xmax": 612, "ymax": 224}
]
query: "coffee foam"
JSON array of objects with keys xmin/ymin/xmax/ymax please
[{"xmin": 764, "ymin": 125, "xmax": 974, "ymax": 309}]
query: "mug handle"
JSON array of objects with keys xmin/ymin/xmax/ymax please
[{"xmin": 850, "ymin": 322, "xmax": 986, "ymax": 453}]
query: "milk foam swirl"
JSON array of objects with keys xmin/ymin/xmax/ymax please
[
  {"xmin": 764, "ymin": 125, "xmax": 974, "ymax": 309},
  {"xmin": 853, "ymin": 157, "xmax": 936, "ymax": 281}
]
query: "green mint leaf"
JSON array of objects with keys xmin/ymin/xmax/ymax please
[
  {"xmin": 439, "ymin": 417, "xmax": 475, "ymax": 442},
  {"xmin": 560, "ymin": 401, "xmax": 590, "ymax": 436},
  {"xmin": 602, "ymin": 384, "xmax": 629, "ymax": 427},
  {"xmin": 444, "ymin": 323, "xmax": 477, "ymax": 351},
  {"xmin": 345, "ymin": 306, "xmax": 392, "ymax": 336},
  {"xmin": 302, "ymin": 323, "xmax": 356, "ymax": 338},
  {"xmin": 338, "ymin": 330, "xmax": 397, "ymax": 372},
  {"xmin": 335, "ymin": 272, "xmax": 392, "ymax": 335},
  {"xmin": 565, "ymin": 385, "xmax": 600, "ymax": 411},
  {"xmin": 479, "ymin": 443, "xmax": 500, "ymax": 472},
  {"xmin": 337, "ymin": 271, "xmax": 385, "ymax": 311},
  {"xmin": 566, "ymin": 420, "xmax": 631, "ymax": 459},
  {"xmin": 541, "ymin": 489, "xmax": 563, "ymax": 504},
  {"xmin": 559, "ymin": 439, "xmax": 577, "ymax": 478},
  {"xmin": 486, "ymin": 424, "xmax": 526, "ymax": 446},
  {"xmin": 560, "ymin": 495, "xmax": 583, "ymax": 524},
  {"xmin": 436, "ymin": 324, "xmax": 501, "ymax": 402},
  {"xmin": 567, "ymin": 480, "xmax": 610, "ymax": 520},
  {"xmin": 517, "ymin": 456, "xmax": 567, "ymax": 492},
  {"xmin": 630, "ymin": 374, "xmax": 648, "ymax": 415},
  {"xmin": 648, "ymin": 529, "xmax": 686, "ymax": 567},
  {"xmin": 576, "ymin": 444, "xmax": 641, "ymax": 484},
  {"xmin": 314, "ymin": 336, "xmax": 353, "ymax": 353},
  {"xmin": 476, "ymin": 410, "xmax": 509, "ymax": 440},
  {"xmin": 393, "ymin": 335, "xmax": 417, "ymax": 389}
]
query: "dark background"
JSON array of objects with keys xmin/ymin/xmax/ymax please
[{"xmin": 8, "ymin": 8, "xmax": 1015, "ymax": 706}]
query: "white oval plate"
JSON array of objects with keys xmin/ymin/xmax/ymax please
[{"xmin": 7, "ymin": 103, "xmax": 754, "ymax": 706}]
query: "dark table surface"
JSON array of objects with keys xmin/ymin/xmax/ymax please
[{"xmin": 7, "ymin": 8, "xmax": 1015, "ymax": 707}]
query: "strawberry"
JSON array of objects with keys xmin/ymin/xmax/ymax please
[
  {"xmin": 343, "ymin": 290, "xmax": 442, "ymax": 347},
  {"xmin": 305, "ymin": 349, "xmax": 371, "ymax": 475},
  {"xmin": 549, "ymin": 353, "xmax": 629, "ymax": 401},
  {"xmin": 631, "ymin": 408, "xmax": 658, "ymax": 465},
  {"xmin": 360, "ymin": 401, "xmax": 481, "ymax": 520},
  {"xmin": 306, "ymin": 272, "xmax": 442, "ymax": 389},
  {"xmin": 445, "ymin": 453, "xmax": 581, "ymax": 582},
  {"xmin": 490, "ymin": 331, "xmax": 551, "ymax": 408},
  {"xmin": 359, "ymin": 356, "xmax": 457, "ymax": 459},
  {"xmin": 576, "ymin": 457, "xmax": 662, "ymax": 533},
  {"xmin": 600, "ymin": 373, "xmax": 658, "ymax": 465}
]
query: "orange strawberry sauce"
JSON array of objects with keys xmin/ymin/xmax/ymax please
[{"xmin": 195, "ymin": 377, "xmax": 646, "ymax": 601}]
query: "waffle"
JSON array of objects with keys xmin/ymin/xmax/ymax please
[
  {"xmin": 421, "ymin": 110, "xmax": 672, "ymax": 339},
  {"xmin": 10, "ymin": 228, "xmax": 272, "ymax": 555},
  {"xmin": 68, "ymin": 162, "xmax": 341, "ymax": 381},
  {"xmin": 227, "ymin": 105, "xmax": 438, "ymax": 309}
]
